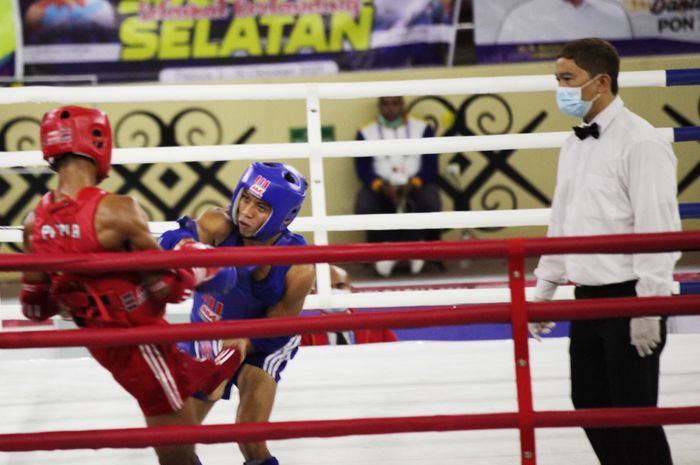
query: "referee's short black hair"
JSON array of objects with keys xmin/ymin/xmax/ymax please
[{"xmin": 558, "ymin": 38, "xmax": 620, "ymax": 95}]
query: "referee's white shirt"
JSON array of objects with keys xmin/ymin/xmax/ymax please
[{"xmin": 534, "ymin": 96, "xmax": 681, "ymax": 300}]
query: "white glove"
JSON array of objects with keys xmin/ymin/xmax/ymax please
[
  {"xmin": 528, "ymin": 296, "xmax": 555, "ymax": 341},
  {"xmin": 630, "ymin": 317, "xmax": 661, "ymax": 358},
  {"xmin": 528, "ymin": 321, "xmax": 556, "ymax": 341}
]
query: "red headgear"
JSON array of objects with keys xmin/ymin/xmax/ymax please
[{"xmin": 41, "ymin": 106, "xmax": 112, "ymax": 181}]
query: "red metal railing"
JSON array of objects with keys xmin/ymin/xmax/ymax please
[{"xmin": 1, "ymin": 230, "xmax": 699, "ymax": 464}]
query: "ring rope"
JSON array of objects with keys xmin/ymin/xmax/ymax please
[
  {"xmin": 1, "ymin": 202, "xmax": 698, "ymax": 243},
  {"xmin": 1, "ymin": 279, "xmax": 696, "ymax": 320},
  {"xmin": 1, "ymin": 232, "xmax": 696, "ymax": 318},
  {"xmin": 2, "ymin": 127, "xmax": 699, "ymax": 169},
  {"xmin": 1, "ymin": 231, "xmax": 697, "ymax": 273},
  {"xmin": 1, "ymin": 295, "xmax": 699, "ymax": 350},
  {"xmin": 2, "ymin": 234, "xmax": 698, "ymax": 458},
  {"xmin": 2, "ymin": 406, "xmax": 700, "ymax": 452},
  {"xmin": 0, "ymin": 69, "xmax": 698, "ymax": 106}
]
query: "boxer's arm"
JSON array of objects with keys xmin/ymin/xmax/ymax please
[
  {"xmin": 158, "ymin": 217, "xmax": 199, "ymax": 250},
  {"xmin": 21, "ymin": 211, "xmax": 44, "ymax": 282},
  {"xmin": 20, "ymin": 211, "xmax": 57, "ymax": 321},
  {"xmin": 250, "ymin": 264, "xmax": 315, "ymax": 353},
  {"xmin": 95, "ymin": 194, "xmax": 161, "ymax": 252},
  {"xmin": 195, "ymin": 207, "xmax": 232, "ymax": 246},
  {"xmin": 96, "ymin": 194, "xmax": 198, "ymax": 302},
  {"xmin": 267, "ymin": 264, "xmax": 316, "ymax": 318},
  {"xmin": 265, "ymin": 264, "xmax": 316, "ymax": 319}
]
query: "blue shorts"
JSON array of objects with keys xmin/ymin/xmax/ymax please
[{"xmin": 178, "ymin": 335, "xmax": 300, "ymax": 400}]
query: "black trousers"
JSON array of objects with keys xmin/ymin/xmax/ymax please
[
  {"xmin": 571, "ymin": 280, "xmax": 673, "ymax": 465},
  {"xmin": 354, "ymin": 183, "xmax": 442, "ymax": 243}
]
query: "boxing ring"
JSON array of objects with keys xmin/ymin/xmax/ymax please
[{"xmin": 1, "ymin": 69, "xmax": 700, "ymax": 465}]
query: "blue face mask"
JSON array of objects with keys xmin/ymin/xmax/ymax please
[{"xmin": 555, "ymin": 76, "xmax": 601, "ymax": 118}]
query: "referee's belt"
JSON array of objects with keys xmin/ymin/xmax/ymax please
[{"xmin": 574, "ymin": 280, "xmax": 637, "ymax": 291}]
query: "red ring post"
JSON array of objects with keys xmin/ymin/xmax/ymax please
[{"xmin": 508, "ymin": 238, "xmax": 536, "ymax": 464}]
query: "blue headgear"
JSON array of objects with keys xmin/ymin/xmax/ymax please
[{"xmin": 230, "ymin": 162, "xmax": 307, "ymax": 241}]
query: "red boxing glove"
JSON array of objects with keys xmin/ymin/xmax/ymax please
[
  {"xmin": 148, "ymin": 268, "xmax": 196, "ymax": 304},
  {"xmin": 20, "ymin": 279, "xmax": 58, "ymax": 322},
  {"xmin": 148, "ymin": 240, "xmax": 219, "ymax": 303},
  {"xmin": 174, "ymin": 240, "xmax": 221, "ymax": 285}
]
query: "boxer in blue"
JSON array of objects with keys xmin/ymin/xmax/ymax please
[{"xmin": 160, "ymin": 162, "xmax": 315, "ymax": 465}]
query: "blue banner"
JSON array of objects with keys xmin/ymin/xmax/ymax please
[{"xmin": 13, "ymin": 0, "xmax": 458, "ymax": 82}]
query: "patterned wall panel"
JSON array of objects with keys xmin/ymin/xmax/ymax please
[{"xmin": 408, "ymin": 94, "xmax": 551, "ymax": 233}]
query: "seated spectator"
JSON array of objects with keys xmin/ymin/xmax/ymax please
[
  {"xmin": 301, "ymin": 265, "xmax": 398, "ymax": 346},
  {"xmin": 354, "ymin": 96, "xmax": 442, "ymax": 278}
]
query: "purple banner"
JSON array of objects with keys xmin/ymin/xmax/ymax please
[{"xmin": 474, "ymin": 0, "xmax": 700, "ymax": 63}]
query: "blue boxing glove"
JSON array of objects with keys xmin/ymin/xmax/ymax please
[{"xmin": 159, "ymin": 216, "xmax": 199, "ymax": 250}]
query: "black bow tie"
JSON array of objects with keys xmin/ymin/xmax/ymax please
[{"xmin": 573, "ymin": 123, "xmax": 600, "ymax": 140}]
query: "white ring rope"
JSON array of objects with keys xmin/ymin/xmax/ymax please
[
  {"xmin": 0, "ymin": 129, "xmax": 678, "ymax": 169},
  {"xmin": 0, "ymin": 125, "xmax": 682, "ymax": 242},
  {"xmin": 0, "ymin": 287, "xmax": 573, "ymax": 319},
  {"xmin": 0, "ymin": 209, "xmax": 550, "ymax": 243},
  {"xmin": 0, "ymin": 70, "xmax": 669, "ymax": 105}
]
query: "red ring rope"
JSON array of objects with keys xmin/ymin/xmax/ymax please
[
  {"xmin": 1, "ymin": 295, "xmax": 699, "ymax": 349},
  {"xmin": 0, "ymin": 231, "xmax": 697, "ymax": 272},
  {"xmin": 2, "ymin": 231, "xmax": 698, "ymax": 464},
  {"xmin": 2, "ymin": 406, "xmax": 700, "ymax": 452}
]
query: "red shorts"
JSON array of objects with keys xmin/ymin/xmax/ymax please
[{"xmin": 89, "ymin": 341, "xmax": 241, "ymax": 417}]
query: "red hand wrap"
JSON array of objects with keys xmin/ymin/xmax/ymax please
[
  {"xmin": 174, "ymin": 240, "xmax": 221, "ymax": 285},
  {"xmin": 148, "ymin": 268, "xmax": 196, "ymax": 304},
  {"xmin": 20, "ymin": 279, "xmax": 58, "ymax": 322}
]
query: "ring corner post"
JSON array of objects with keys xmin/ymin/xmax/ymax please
[{"xmin": 507, "ymin": 238, "xmax": 537, "ymax": 465}]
